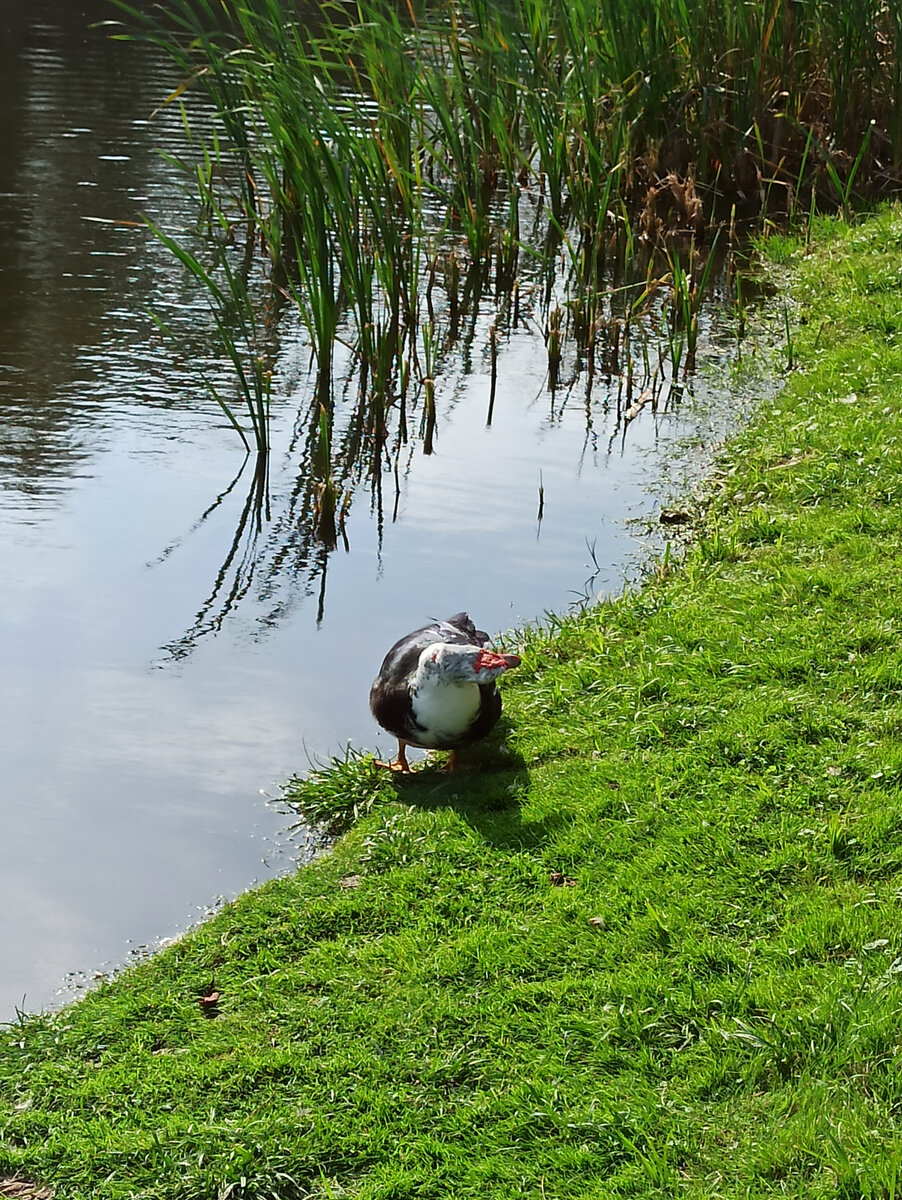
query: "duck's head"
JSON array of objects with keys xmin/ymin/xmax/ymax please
[{"xmin": 418, "ymin": 642, "xmax": 521, "ymax": 684}]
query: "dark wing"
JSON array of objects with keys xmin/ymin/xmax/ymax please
[
  {"xmin": 436, "ymin": 612, "xmax": 490, "ymax": 647},
  {"xmin": 377, "ymin": 613, "xmax": 484, "ymax": 671},
  {"xmin": 369, "ymin": 672, "xmax": 418, "ymax": 741}
]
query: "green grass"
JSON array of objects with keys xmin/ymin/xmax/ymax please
[{"xmin": 6, "ymin": 207, "xmax": 902, "ymax": 1197}]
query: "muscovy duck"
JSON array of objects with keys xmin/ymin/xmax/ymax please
[{"xmin": 369, "ymin": 612, "xmax": 520, "ymax": 772}]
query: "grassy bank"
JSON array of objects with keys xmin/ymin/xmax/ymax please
[{"xmin": 4, "ymin": 208, "xmax": 902, "ymax": 1198}]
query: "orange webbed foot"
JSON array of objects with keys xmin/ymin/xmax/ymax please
[
  {"xmin": 373, "ymin": 741, "xmax": 412, "ymax": 773},
  {"xmin": 373, "ymin": 757, "xmax": 413, "ymax": 773}
]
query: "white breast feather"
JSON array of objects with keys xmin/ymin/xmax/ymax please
[{"xmin": 409, "ymin": 679, "xmax": 481, "ymax": 747}]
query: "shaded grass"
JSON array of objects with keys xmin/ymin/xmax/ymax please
[{"xmin": 5, "ymin": 208, "xmax": 902, "ymax": 1196}]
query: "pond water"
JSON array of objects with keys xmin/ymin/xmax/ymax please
[{"xmin": 0, "ymin": 0, "xmax": 768, "ymax": 1019}]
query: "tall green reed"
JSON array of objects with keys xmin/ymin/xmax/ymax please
[{"xmin": 113, "ymin": 0, "xmax": 901, "ymax": 481}]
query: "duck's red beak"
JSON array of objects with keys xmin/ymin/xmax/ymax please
[{"xmin": 473, "ymin": 649, "xmax": 521, "ymax": 673}]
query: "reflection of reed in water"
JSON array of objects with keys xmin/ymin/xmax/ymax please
[
  {"xmin": 149, "ymin": 216, "xmax": 758, "ymax": 659},
  {"xmin": 159, "ymin": 452, "xmax": 269, "ymax": 661}
]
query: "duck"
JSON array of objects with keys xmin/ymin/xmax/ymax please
[{"xmin": 369, "ymin": 612, "xmax": 521, "ymax": 772}]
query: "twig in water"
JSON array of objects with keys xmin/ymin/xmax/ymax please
[{"xmin": 624, "ymin": 388, "xmax": 654, "ymax": 422}]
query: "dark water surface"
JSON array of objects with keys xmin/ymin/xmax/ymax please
[{"xmin": 0, "ymin": 0, "xmax": 763, "ymax": 1018}]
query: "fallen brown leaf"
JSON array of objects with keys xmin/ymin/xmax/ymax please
[
  {"xmin": 0, "ymin": 1180, "xmax": 55, "ymax": 1199},
  {"xmin": 198, "ymin": 975, "xmax": 220, "ymax": 1014}
]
